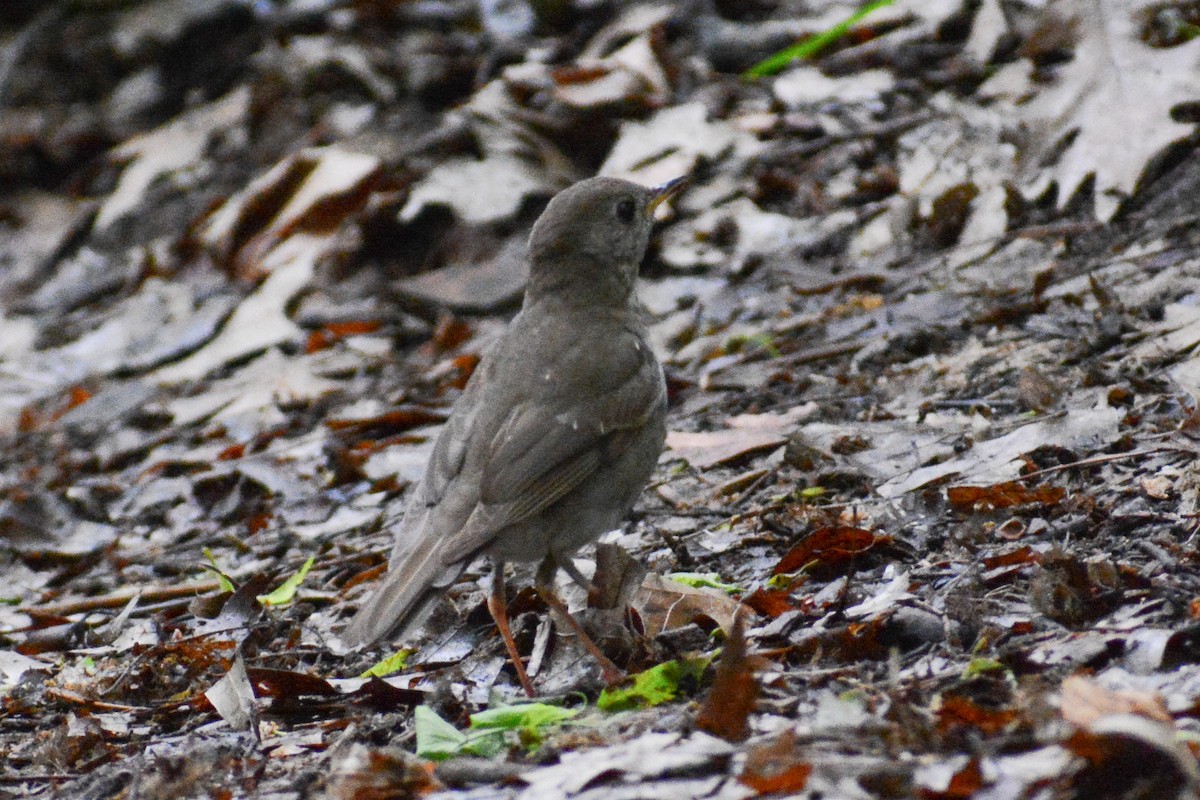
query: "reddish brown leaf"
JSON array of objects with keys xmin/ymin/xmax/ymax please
[
  {"xmin": 326, "ymin": 406, "xmax": 448, "ymax": 436},
  {"xmin": 773, "ymin": 527, "xmax": 891, "ymax": 575},
  {"xmin": 947, "ymin": 481, "xmax": 1065, "ymax": 511},
  {"xmin": 982, "ymin": 546, "xmax": 1038, "ymax": 570},
  {"xmin": 306, "ymin": 319, "xmax": 382, "ymax": 353},
  {"xmin": 936, "ymin": 694, "xmax": 1019, "ymax": 734},
  {"xmin": 743, "ymin": 587, "xmax": 797, "ymax": 618},
  {"xmin": 738, "ymin": 730, "xmax": 812, "ymax": 794},
  {"xmin": 940, "ymin": 758, "xmax": 984, "ymax": 798},
  {"xmin": 246, "ymin": 668, "xmax": 338, "ymax": 699},
  {"xmin": 430, "ymin": 316, "xmax": 473, "ymax": 351},
  {"xmin": 17, "ymin": 406, "xmax": 38, "ymax": 432},
  {"xmin": 218, "ymin": 443, "xmax": 246, "ymax": 461},
  {"xmin": 696, "ymin": 613, "xmax": 757, "ymax": 742},
  {"xmin": 551, "ymin": 64, "xmax": 612, "ymax": 85},
  {"xmin": 344, "ymin": 562, "xmax": 387, "ymax": 591},
  {"xmin": 66, "ymin": 385, "xmax": 92, "ymax": 410},
  {"xmin": 246, "ymin": 512, "xmax": 271, "ymax": 535},
  {"xmin": 446, "ymin": 353, "xmax": 481, "ymax": 391}
]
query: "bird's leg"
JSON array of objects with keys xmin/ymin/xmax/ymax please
[
  {"xmin": 487, "ymin": 559, "xmax": 536, "ymax": 698},
  {"xmin": 535, "ymin": 556, "xmax": 626, "ymax": 686},
  {"xmin": 557, "ymin": 555, "xmax": 597, "ymax": 594}
]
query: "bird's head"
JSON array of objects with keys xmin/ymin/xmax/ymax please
[{"xmin": 526, "ymin": 176, "xmax": 684, "ymax": 306}]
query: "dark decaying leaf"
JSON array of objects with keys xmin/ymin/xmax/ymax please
[{"xmin": 695, "ymin": 612, "xmax": 758, "ymax": 742}]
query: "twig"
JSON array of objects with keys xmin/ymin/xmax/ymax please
[
  {"xmin": 1013, "ymin": 447, "xmax": 1193, "ymax": 482},
  {"xmin": 1135, "ymin": 539, "xmax": 1175, "ymax": 571},
  {"xmin": 21, "ymin": 580, "xmax": 222, "ymax": 618},
  {"xmin": 783, "ymin": 339, "xmax": 870, "ymax": 365},
  {"xmin": 45, "ymin": 687, "xmax": 151, "ymax": 713}
]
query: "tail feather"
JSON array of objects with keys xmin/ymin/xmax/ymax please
[{"xmin": 341, "ymin": 524, "xmax": 453, "ymax": 648}]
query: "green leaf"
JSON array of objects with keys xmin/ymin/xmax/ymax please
[
  {"xmin": 414, "ymin": 706, "xmax": 468, "ymax": 761},
  {"xmin": 799, "ymin": 486, "xmax": 826, "ymax": 499},
  {"xmin": 415, "ymin": 704, "xmax": 554, "ymax": 761},
  {"xmin": 963, "ymin": 657, "xmax": 1011, "ymax": 680},
  {"xmin": 201, "ymin": 548, "xmax": 235, "ymax": 593},
  {"xmin": 469, "ymin": 703, "xmax": 576, "ymax": 732},
  {"xmin": 470, "ymin": 702, "xmax": 576, "ymax": 750},
  {"xmin": 598, "ymin": 658, "xmax": 709, "ymax": 712},
  {"xmin": 415, "ymin": 705, "xmax": 508, "ymax": 762},
  {"xmin": 460, "ymin": 729, "xmax": 507, "ymax": 758},
  {"xmin": 743, "ymin": 0, "xmax": 896, "ymax": 78},
  {"xmin": 668, "ymin": 572, "xmax": 743, "ymax": 594},
  {"xmin": 358, "ymin": 649, "xmax": 413, "ymax": 679},
  {"xmin": 724, "ymin": 332, "xmax": 781, "ymax": 358},
  {"xmin": 766, "ymin": 572, "xmax": 795, "ymax": 590},
  {"xmin": 257, "ymin": 556, "xmax": 314, "ymax": 607}
]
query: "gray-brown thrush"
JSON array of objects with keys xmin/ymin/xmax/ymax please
[{"xmin": 341, "ymin": 176, "xmax": 681, "ymax": 695}]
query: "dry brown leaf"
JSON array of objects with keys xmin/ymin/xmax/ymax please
[
  {"xmin": 664, "ymin": 429, "xmax": 785, "ymax": 470},
  {"xmin": 738, "ymin": 730, "xmax": 812, "ymax": 794},
  {"xmin": 1140, "ymin": 475, "xmax": 1174, "ymax": 500},
  {"xmin": 947, "ymin": 481, "xmax": 1066, "ymax": 511},
  {"xmin": 695, "ymin": 613, "xmax": 757, "ymax": 742},
  {"xmin": 633, "ymin": 573, "xmax": 740, "ymax": 636},
  {"xmin": 1060, "ymin": 675, "xmax": 1172, "ymax": 728}
]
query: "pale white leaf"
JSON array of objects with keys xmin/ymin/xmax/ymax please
[{"xmin": 1016, "ymin": 0, "xmax": 1200, "ymax": 220}]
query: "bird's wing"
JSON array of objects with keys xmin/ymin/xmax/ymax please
[
  {"xmin": 442, "ymin": 331, "xmax": 665, "ymax": 558},
  {"xmin": 342, "ymin": 324, "xmax": 664, "ymax": 647}
]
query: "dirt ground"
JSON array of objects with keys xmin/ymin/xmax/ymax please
[{"xmin": 3, "ymin": 1, "xmax": 1200, "ymax": 798}]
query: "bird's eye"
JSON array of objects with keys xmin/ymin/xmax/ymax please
[{"xmin": 615, "ymin": 198, "xmax": 636, "ymax": 223}]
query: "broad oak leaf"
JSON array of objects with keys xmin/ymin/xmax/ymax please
[{"xmin": 1016, "ymin": 0, "xmax": 1200, "ymax": 220}]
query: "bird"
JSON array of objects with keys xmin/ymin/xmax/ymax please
[{"xmin": 342, "ymin": 175, "xmax": 682, "ymax": 695}]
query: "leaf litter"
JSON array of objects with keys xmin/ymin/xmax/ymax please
[{"xmin": 3, "ymin": 0, "xmax": 1200, "ymax": 798}]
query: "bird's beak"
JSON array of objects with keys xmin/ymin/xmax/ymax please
[{"xmin": 647, "ymin": 176, "xmax": 687, "ymax": 215}]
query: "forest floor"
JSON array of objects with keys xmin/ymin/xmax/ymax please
[{"xmin": 3, "ymin": 1, "xmax": 1200, "ymax": 798}]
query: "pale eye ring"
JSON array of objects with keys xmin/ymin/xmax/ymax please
[{"xmin": 615, "ymin": 198, "xmax": 636, "ymax": 223}]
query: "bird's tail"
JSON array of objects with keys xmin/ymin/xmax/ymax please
[{"xmin": 340, "ymin": 517, "xmax": 459, "ymax": 648}]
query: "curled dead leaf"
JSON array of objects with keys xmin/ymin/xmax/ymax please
[{"xmin": 633, "ymin": 573, "xmax": 741, "ymax": 636}]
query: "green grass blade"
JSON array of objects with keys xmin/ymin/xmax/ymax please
[{"xmin": 744, "ymin": 0, "xmax": 896, "ymax": 79}]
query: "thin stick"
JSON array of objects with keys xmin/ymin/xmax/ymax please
[
  {"xmin": 21, "ymin": 580, "xmax": 223, "ymax": 618},
  {"xmin": 1014, "ymin": 447, "xmax": 1192, "ymax": 482}
]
